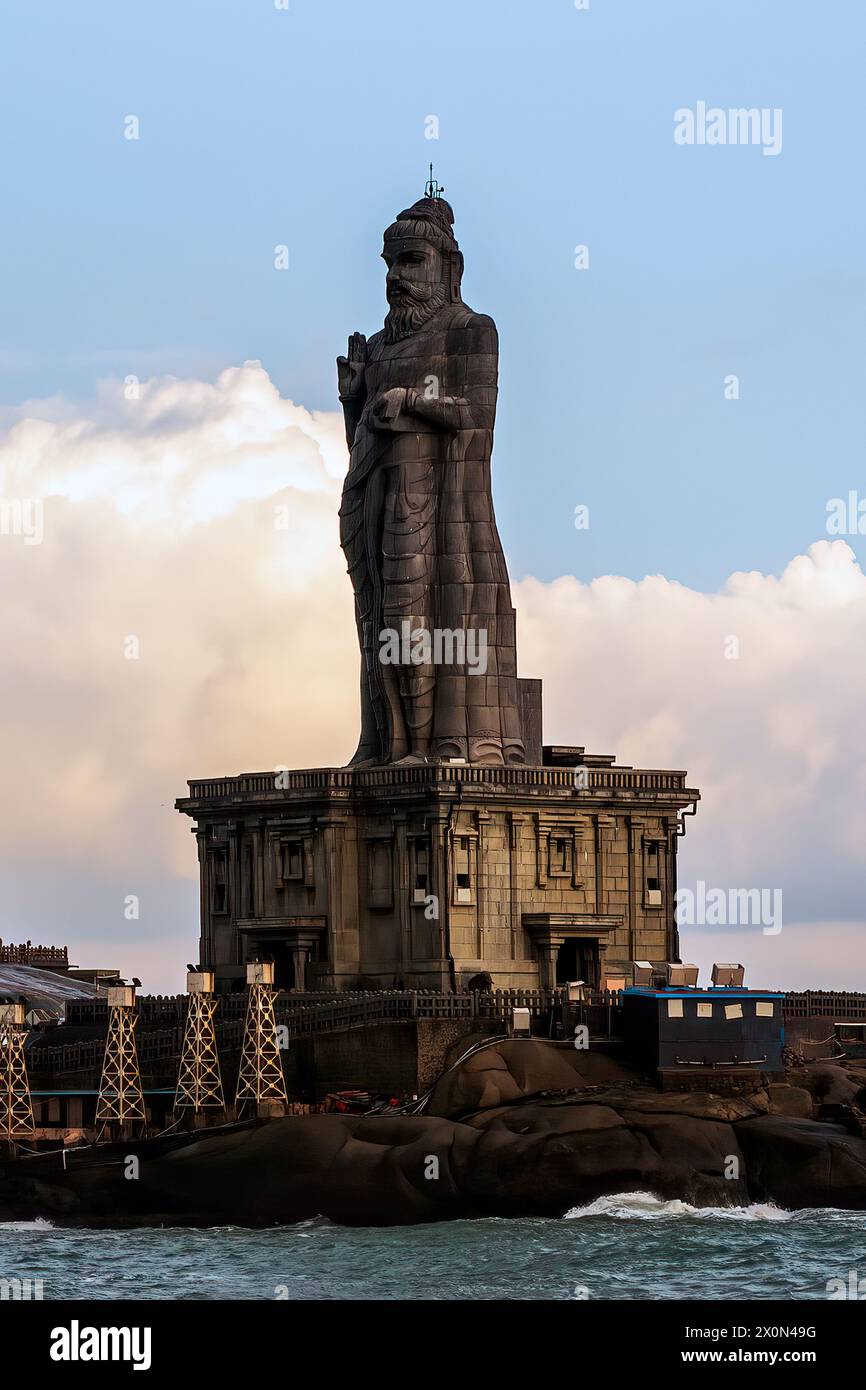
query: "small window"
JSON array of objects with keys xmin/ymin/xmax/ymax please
[
  {"xmin": 456, "ymin": 837, "xmax": 471, "ymax": 889},
  {"xmin": 414, "ymin": 840, "xmax": 429, "ymax": 891},
  {"xmin": 211, "ymin": 849, "xmax": 227, "ymax": 914},
  {"xmin": 454, "ymin": 835, "xmax": 473, "ymax": 903},
  {"xmin": 281, "ymin": 841, "xmax": 303, "ymax": 881},
  {"xmin": 368, "ymin": 840, "xmax": 393, "ymax": 910},
  {"xmin": 244, "ymin": 844, "xmax": 255, "ymax": 915},
  {"xmin": 645, "ymin": 840, "xmax": 662, "ymax": 906}
]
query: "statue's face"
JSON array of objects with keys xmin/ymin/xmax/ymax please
[{"xmin": 383, "ymin": 239, "xmax": 443, "ymax": 307}]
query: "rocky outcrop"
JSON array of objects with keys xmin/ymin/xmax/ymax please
[{"xmin": 2, "ymin": 1042, "xmax": 866, "ymax": 1227}]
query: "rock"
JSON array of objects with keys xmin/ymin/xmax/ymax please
[
  {"xmin": 765, "ymin": 1084, "xmax": 813, "ymax": 1118},
  {"xmin": 801, "ymin": 1064, "xmax": 866, "ymax": 1109},
  {"xmin": 735, "ymin": 1115, "xmax": 866, "ymax": 1209},
  {"xmin": 3, "ymin": 1043, "xmax": 866, "ymax": 1227},
  {"xmin": 428, "ymin": 1038, "xmax": 635, "ymax": 1117}
]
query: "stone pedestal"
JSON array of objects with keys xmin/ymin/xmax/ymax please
[{"xmin": 177, "ymin": 748, "xmax": 699, "ymax": 993}]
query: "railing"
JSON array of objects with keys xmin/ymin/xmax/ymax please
[
  {"xmin": 0, "ymin": 941, "xmax": 68, "ymax": 967},
  {"xmin": 181, "ymin": 764, "xmax": 691, "ymax": 802},
  {"xmin": 782, "ymin": 991, "xmax": 866, "ymax": 1021},
  {"xmin": 50, "ymin": 986, "xmax": 866, "ymax": 1080}
]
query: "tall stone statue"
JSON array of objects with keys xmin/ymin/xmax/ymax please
[{"xmin": 338, "ymin": 183, "xmax": 526, "ymax": 767}]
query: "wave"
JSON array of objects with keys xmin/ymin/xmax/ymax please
[
  {"xmin": 563, "ymin": 1191, "xmax": 795, "ymax": 1222},
  {"xmin": 0, "ymin": 1217, "xmax": 56, "ymax": 1230}
]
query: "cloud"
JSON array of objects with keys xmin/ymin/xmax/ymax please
[
  {"xmin": 514, "ymin": 540, "xmax": 866, "ymax": 978},
  {"xmin": 1, "ymin": 363, "xmax": 863, "ymax": 989}
]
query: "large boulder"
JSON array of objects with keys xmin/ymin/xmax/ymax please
[
  {"xmin": 3, "ymin": 1043, "xmax": 866, "ymax": 1226},
  {"xmin": 735, "ymin": 1115, "xmax": 866, "ymax": 1209}
]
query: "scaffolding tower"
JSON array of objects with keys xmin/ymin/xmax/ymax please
[
  {"xmin": 0, "ymin": 999, "xmax": 34, "ymax": 1142},
  {"xmin": 95, "ymin": 981, "xmax": 146, "ymax": 1133},
  {"xmin": 235, "ymin": 961, "xmax": 288, "ymax": 1114},
  {"xmin": 174, "ymin": 968, "xmax": 225, "ymax": 1117}
]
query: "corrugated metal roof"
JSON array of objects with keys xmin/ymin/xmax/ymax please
[{"xmin": 0, "ymin": 963, "xmax": 100, "ymax": 1014}]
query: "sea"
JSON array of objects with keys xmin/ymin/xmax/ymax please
[{"xmin": 1, "ymin": 1194, "xmax": 864, "ymax": 1300}]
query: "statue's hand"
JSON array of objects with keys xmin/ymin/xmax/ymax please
[
  {"xmin": 370, "ymin": 387, "xmax": 407, "ymax": 428},
  {"xmin": 337, "ymin": 332, "xmax": 367, "ymax": 400}
]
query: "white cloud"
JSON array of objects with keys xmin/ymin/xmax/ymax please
[{"xmin": 1, "ymin": 363, "xmax": 863, "ymax": 989}]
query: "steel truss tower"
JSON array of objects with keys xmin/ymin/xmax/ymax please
[
  {"xmin": 96, "ymin": 985, "xmax": 146, "ymax": 1129},
  {"xmin": 0, "ymin": 1006, "xmax": 34, "ymax": 1140},
  {"xmin": 235, "ymin": 964, "xmax": 288, "ymax": 1112},
  {"xmin": 174, "ymin": 976, "xmax": 225, "ymax": 1115}
]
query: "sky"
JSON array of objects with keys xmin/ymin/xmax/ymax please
[{"xmin": 0, "ymin": 0, "xmax": 863, "ymax": 992}]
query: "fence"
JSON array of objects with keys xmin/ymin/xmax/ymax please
[
  {"xmin": 781, "ymin": 992, "xmax": 866, "ymax": 1021},
  {"xmin": 0, "ymin": 941, "xmax": 68, "ymax": 967},
  {"xmin": 32, "ymin": 988, "xmax": 866, "ymax": 1080}
]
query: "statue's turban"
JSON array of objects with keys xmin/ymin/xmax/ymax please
[{"xmin": 384, "ymin": 196, "xmax": 459, "ymax": 254}]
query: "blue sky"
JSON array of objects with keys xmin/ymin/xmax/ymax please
[{"xmin": 2, "ymin": 0, "xmax": 863, "ymax": 589}]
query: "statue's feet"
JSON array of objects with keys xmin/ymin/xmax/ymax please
[
  {"xmin": 390, "ymin": 753, "xmax": 429, "ymax": 767},
  {"xmin": 468, "ymin": 736, "xmax": 505, "ymax": 766},
  {"xmin": 346, "ymin": 743, "xmax": 380, "ymax": 768}
]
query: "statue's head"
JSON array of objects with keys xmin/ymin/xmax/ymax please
[{"xmin": 382, "ymin": 196, "xmax": 463, "ymax": 341}]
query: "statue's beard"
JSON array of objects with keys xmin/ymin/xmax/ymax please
[{"xmin": 384, "ymin": 281, "xmax": 449, "ymax": 342}]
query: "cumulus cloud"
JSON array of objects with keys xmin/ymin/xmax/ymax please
[
  {"xmin": 0, "ymin": 362, "xmax": 862, "ymax": 989},
  {"xmin": 515, "ymin": 540, "xmax": 866, "ymax": 984}
]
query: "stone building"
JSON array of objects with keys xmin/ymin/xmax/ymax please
[{"xmin": 176, "ymin": 741, "xmax": 699, "ymax": 994}]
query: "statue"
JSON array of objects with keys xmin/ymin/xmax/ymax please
[{"xmin": 338, "ymin": 178, "xmax": 526, "ymax": 767}]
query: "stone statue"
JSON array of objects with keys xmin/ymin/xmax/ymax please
[{"xmin": 338, "ymin": 184, "xmax": 526, "ymax": 767}]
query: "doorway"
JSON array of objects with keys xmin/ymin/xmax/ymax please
[{"xmin": 555, "ymin": 938, "xmax": 599, "ymax": 988}]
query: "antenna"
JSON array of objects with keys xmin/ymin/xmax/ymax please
[{"xmin": 424, "ymin": 162, "xmax": 445, "ymax": 199}]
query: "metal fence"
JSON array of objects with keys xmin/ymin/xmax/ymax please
[{"xmin": 32, "ymin": 987, "xmax": 866, "ymax": 1080}]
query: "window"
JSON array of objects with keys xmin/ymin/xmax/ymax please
[
  {"xmin": 412, "ymin": 838, "xmax": 429, "ymax": 904},
  {"xmin": 280, "ymin": 840, "xmax": 303, "ymax": 881},
  {"xmin": 545, "ymin": 830, "xmax": 573, "ymax": 878},
  {"xmin": 455, "ymin": 836, "xmax": 472, "ymax": 903},
  {"xmin": 244, "ymin": 843, "xmax": 255, "ymax": 915},
  {"xmin": 644, "ymin": 840, "xmax": 662, "ymax": 906},
  {"xmin": 415, "ymin": 840, "xmax": 429, "ymax": 891},
  {"xmin": 368, "ymin": 840, "xmax": 393, "ymax": 911},
  {"xmin": 211, "ymin": 849, "xmax": 227, "ymax": 914}
]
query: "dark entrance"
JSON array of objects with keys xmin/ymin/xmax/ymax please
[
  {"xmin": 245, "ymin": 937, "xmax": 313, "ymax": 991},
  {"xmin": 555, "ymin": 937, "xmax": 599, "ymax": 987}
]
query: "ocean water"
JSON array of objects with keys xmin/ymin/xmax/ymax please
[{"xmin": 1, "ymin": 1196, "xmax": 864, "ymax": 1300}]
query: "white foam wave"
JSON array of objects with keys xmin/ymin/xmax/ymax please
[
  {"xmin": 564, "ymin": 1191, "xmax": 793, "ymax": 1222},
  {"xmin": 0, "ymin": 1217, "xmax": 56, "ymax": 1230}
]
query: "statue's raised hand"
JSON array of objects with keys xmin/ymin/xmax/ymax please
[{"xmin": 337, "ymin": 332, "xmax": 367, "ymax": 400}]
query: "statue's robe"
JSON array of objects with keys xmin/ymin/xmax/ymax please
[{"xmin": 339, "ymin": 301, "xmax": 525, "ymax": 766}]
